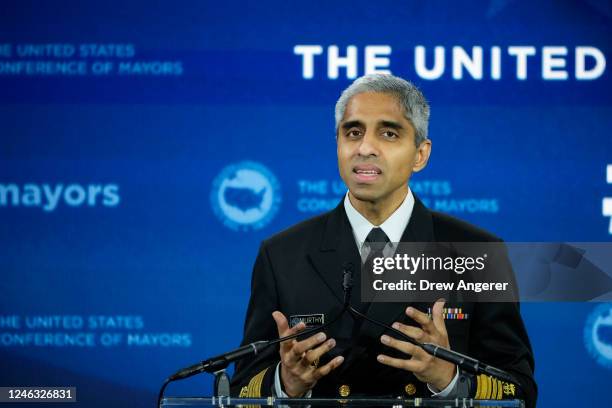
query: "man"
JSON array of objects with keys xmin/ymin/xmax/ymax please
[{"xmin": 231, "ymin": 74, "xmax": 537, "ymax": 407}]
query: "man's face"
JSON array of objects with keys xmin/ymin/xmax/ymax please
[{"xmin": 337, "ymin": 92, "xmax": 430, "ymax": 205}]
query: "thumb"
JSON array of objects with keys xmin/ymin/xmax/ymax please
[{"xmin": 272, "ymin": 311, "xmax": 290, "ymax": 337}]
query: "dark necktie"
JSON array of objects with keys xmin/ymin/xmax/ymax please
[
  {"xmin": 355, "ymin": 227, "xmax": 390, "ymax": 312},
  {"xmin": 364, "ymin": 227, "xmax": 390, "ymax": 262}
]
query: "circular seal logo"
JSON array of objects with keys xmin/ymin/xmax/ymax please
[
  {"xmin": 584, "ymin": 303, "xmax": 612, "ymax": 369},
  {"xmin": 210, "ymin": 161, "xmax": 281, "ymax": 231}
]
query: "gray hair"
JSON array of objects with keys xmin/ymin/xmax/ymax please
[{"xmin": 334, "ymin": 74, "xmax": 430, "ymax": 146}]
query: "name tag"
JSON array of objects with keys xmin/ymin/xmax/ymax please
[{"xmin": 289, "ymin": 314, "xmax": 325, "ymax": 328}]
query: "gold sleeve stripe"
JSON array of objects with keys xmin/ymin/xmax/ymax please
[
  {"xmin": 476, "ymin": 374, "xmax": 490, "ymax": 399},
  {"xmin": 476, "ymin": 375, "xmax": 509, "ymax": 400},
  {"xmin": 243, "ymin": 367, "xmax": 269, "ymax": 398},
  {"xmin": 491, "ymin": 377, "xmax": 497, "ymax": 400},
  {"xmin": 480, "ymin": 374, "xmax": 488, "ymax": 399},
  {"xmin": 475, "ymin": 374, "xmax": 483, "ymax": 399}
]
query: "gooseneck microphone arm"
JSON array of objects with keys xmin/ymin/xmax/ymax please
[{"xmin": 341, "ymin": 263, "xmax": 517, "ymax": 385}]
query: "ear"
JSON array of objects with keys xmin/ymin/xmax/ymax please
[{"xmin": 412, "ymin": 139, "xmax": 432, "ymax": 173}]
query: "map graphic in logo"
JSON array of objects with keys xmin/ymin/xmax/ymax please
[
  {"xmin": 211, "ymin": 161, "xmax": 281, "ymax": 231},
  {"xmin": 584, "ymin": 303, "xmax": 612, "ymax": 369}
]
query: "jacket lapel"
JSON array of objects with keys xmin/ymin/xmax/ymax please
[
  {"xmin": 401, "ymin": 195, "xmax": 435, "ymax": 243},
  {"xmin": 307, "ymin": 201, "xmax": 362, "ymax": 305}
]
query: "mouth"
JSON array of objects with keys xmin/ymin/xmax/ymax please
[{"xmin": 352, "ymin": 164, "xmax": 382, "ymax": 183}]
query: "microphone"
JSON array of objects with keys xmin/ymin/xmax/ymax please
[
  {"xmin": 420, "ymin": 343, "xmax": 517, "ymax": 384},
  {"xmin": 159, "ymin": 340, "xmax": 271, "ymax": 407},
  {"xmin": 169, "ymin": 340, "xmax": 269, "ymax": 381}
]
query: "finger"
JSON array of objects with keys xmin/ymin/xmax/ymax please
[
  {"xmin": 301, "ymin": 338, "xmax": 336, "ymax": 367},
  {"xmin": 272, "ymin": 311, "xmax": 305, "ymax": 352},
  {"xmin": 376, "ymin": 354, "xmax": 423, "ymax": 372},
  {"xmin": 380, "ymin": 334, "xmax": 418, "ymax": 356},
  {"xmin": 391, "ymin": 322, "xmax": 427, "ymax": 343},
  {"xmin": 292, "ymin": 332, "xmax": 327, "ymax": 356},
  {"xmin": 312, "ymin": 356, "xmax": 344, "ymax": 381},
  {"xmin": 406, "ymin": 306, "xmax": 434, "ymax": 332},
  {"xmin": 431, "ymin": 299, "xmax": 447, "ymax": 335}
]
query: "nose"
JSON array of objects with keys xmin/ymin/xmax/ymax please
[{"xmin": 357, "ymin": 130, "xmax": 379, "ymax": 157}]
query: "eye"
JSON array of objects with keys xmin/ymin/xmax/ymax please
[
  {"xmin": 346, "ymin": 129, "xmax": 363, "ymax": 138},
  {"xmin": 382, "ymin": 130, "xmax": 399, "ymax": 139}
]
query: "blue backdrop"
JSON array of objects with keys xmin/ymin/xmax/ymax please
[{"xmin": 1, "ymin": 1, "xmax": 611, "ymax": 406}]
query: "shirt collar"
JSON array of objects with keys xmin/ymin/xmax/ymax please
[{"xmin": 343, "ymin": 187, "xmax": 415, "ymax": 249}]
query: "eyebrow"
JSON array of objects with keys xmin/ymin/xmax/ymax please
[
  {"xmin": 379, "ymin": 120, "xmax": 404, "ymax": 130},
  {"xmin": 341, "ymin": 120, "xmax": 405, "ymax": 131},
  {"xmin": 341, "ymin": 120, "xmax": 364, "ymax": 131}
]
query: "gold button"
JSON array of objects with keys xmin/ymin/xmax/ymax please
[
  {"xmin": 338, "ymin": 384, "xmax": 351, "ymax": 397},
  {"xmin": 405, "ymin": 383, "xmax": 417, "ymax": 396}
]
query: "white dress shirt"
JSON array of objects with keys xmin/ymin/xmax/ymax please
[{"xmin": 343, "ymin": 188, "xmax": 414, "ymax": 258}]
